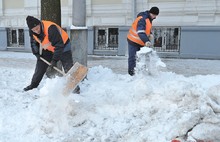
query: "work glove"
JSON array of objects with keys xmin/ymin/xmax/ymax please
[
  {"xmin": 47, "ymin": 60, "xmax": 57, "ymax": 72},
  {"xmin": 148, "ymin": 34, "xmax": 154, "ymax": 42},
  {"xmin": 50, "ymin": 60, "xmax": 57, "ymax": 68},
  {"xmin": 145, "ymin": 41, "xmax": 152, "ymax": 47}
]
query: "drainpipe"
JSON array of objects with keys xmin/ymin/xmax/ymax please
[
  {"xmin": 72, "ymin": 0, "xmax": 86, "ymax": 26},
  {"xmin": 71, "ymin": 0, "xmax": 87, "ymax": 66},
  {"xmin": 133, "ymin": 0, "xmax": 137, "ymax": 20}
]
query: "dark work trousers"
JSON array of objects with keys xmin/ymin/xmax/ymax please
[
  {"xmin": 128, "ymin": 43, "xmax": 140, "ymax": 73},
  {"xmin": 30, "ymin": 50, "xmax": 73, "ymax": 87},
  {"xmin": 60, "ymin": 50, "xmax": 73, "ymax": 73}
]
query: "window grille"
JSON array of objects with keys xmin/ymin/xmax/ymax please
[
  {"xmin": 152, "ymin": 27, "xmax": 180, "ymax": 52},
  {"xmin": 95, "ymin": 27, "xmax": 119, "ymax": 50},
  {"xmin": 18, "ymin": 29, "xmax": 24, "ymax": 46},
  {"xmin": 6, "ymin": 28, "xmax": 24, "ymax": 47}
]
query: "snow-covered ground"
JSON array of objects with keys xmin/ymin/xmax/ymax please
[{"xmin": 1, "ymin": 50, "xmax": 220, "ymax": 142}]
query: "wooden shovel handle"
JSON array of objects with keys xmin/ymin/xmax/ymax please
[{"xmin": 40, "ymin": 57, "xmax": 66, "ymax": 76}]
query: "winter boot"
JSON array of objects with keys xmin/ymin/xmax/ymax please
[
  {"xmin": 23, "ymin": 84, "xmax": 37, "ymax": 91},
  {"xmin": 128, "ymin": 70, "xmax": 135, "ymax": 76}
]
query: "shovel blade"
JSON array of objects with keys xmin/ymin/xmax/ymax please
[{"xmin": 63, "ymin": 62, "xmax": 88, "ymax": 95}]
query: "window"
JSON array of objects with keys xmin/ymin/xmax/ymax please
[
  {"xmin": 95, "ymin": 27, "xmax": 119, "ymax": 50},
  {"xmin": 18, "ymin": 29, "xmax": 24, "ymax": 46},
  {"xmin": 108, "ymin": 28, "xmax": 118, "ymax": 48},
  {"xmin": 6, "ymin": 28, "xmax": 24, "ymax": 47},
  {"xmin": 152, "ymin": 27, "xmax": 180, "ymax": 52}
]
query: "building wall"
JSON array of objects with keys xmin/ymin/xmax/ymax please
[
  {"xmin": 86, "ymin": 0, "xmax": 130, "ymax": 26},
  {"xmin": 0, "ymin": 0, "xmax": 40, "ymax": 27},
  {"xmin": 180, "ymin": 26, "xmax": 220, "ymax": 59},
  {"xmin": 86, "ymin": 0, "xmax": 220, "ymax": 26},
  {"xmin": 0, "ymin": 27, "xmax": 7, "ymax": 50},
  {"xmin": 61, "ymin": 0, "xmax": 72, "ymax": 27},
  {"xmin": 85, "ymin": 0, "xmax": 220, "ymax": 58},
  {"xmin": 24, "ymin": 28, "xmax": 31, "ymax": 52},
  {"xmin": 0, "ymin": 0, "xmax": 219, "ymax": 28},
  {"xmin": 0, "ymin": 0, "xmax": 219, "ymax": 59},
  {"xmin": 0, "ymin": 0, "xmax": 72, "ymax": 28},
  {"xmin": 153, "ymin": 0, "xmax": 220, "ymax": 26}
]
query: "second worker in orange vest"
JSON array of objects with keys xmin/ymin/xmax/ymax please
[
  {"xmin": 24, "ymin": 16, "xmax": 80, "ymax": 93},
  {"xmin": 127, "ymin": 7, "xmax": 159, "ymax": 76}
]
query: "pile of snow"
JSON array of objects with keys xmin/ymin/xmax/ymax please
[{"xmin": 1, "ymin": 50, "xmax": 220, "ymax": 142}]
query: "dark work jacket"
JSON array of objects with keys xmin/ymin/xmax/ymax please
[
  {"xmin": 127, "ymin": 11, "xmax": 153, "ymax": 47},
  {"xmin": 29, "ymin": 23, "xmax": 70, "ymax": 61}
]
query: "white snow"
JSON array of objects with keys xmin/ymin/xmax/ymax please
[{"xmin": 1, "ymin": 50, "xmax": 220, "ymax": 142}]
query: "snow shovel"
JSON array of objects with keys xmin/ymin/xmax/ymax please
[{"xmin": 40, "ymin": 57, "xmax": 88, "ymax": 95}]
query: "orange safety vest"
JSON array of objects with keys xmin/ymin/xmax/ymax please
[
  {"xmin": 127, "ymin": 16, "xmax": 152, "ymax": 46},
  {"xmin": 33, "ymin": 20, "xmax": 69, "ymax": 52}
]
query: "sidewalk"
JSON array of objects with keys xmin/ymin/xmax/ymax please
[
  {"xmin": 1, "ymin": 51, "xmax": 220, "ymax": 76},
  {"xmin": 87, "ymin": 55, "xmax": 220, "ymax": 76},
  {"xmin": 87, "ymin": 55, "xmax": 128, "ymax": 74}
]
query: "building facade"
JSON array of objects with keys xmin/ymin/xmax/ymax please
[{"xmin": 0, "ymin": 0, "xmax": 220, "ymax": 58}]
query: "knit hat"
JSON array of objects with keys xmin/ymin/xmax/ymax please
[
  {"xmin": 149, "ymin": 7, "xmax": 159, "ymax": 15},
  {"xmin": 26, "ymin": 16, "xmax": 41, "ymax": 29}
]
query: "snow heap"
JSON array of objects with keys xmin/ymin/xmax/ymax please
[
  {"xmin": 1, "ymin": 49, "xmax": 220, "ymax": 142},
  {"xmin": 136, "ymin": 46, "xmax": 166, "ymax": 76}
]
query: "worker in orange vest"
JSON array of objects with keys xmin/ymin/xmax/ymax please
[
  {"xmin": 127, "ymin": 7, "xmax": 159, "ymax": 76},
  {"xmin": 24, "ymin": 16, "xmax": 80, "ymax": 93}
]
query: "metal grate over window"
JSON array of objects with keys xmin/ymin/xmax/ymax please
[
  {"xmin": 6, "ymin": 28, "xmax": 24, "ymax": 47},
  {"xmin": 95, "ymin": 27, "xmax": 119, "ymax": 50},
  {"xmin": 152, "ymin": 27, "xmax": 180, "ymax": 52}
]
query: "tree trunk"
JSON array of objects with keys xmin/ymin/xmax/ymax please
[
  {"xmin": 41, "ymin": 0, "xmax": 62, "ymax": 77},
  {"xmin": 41, "ymin": 0, "xmax": 61, "ymax": 26}
]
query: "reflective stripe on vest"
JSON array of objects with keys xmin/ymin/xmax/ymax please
[
  {"xmin": 33, "ymin": 20, "xmax": 69, "ymax": 52},
  {"xmin": 127, "ymin": 16, "xmax": 152, "ymax": 46}
]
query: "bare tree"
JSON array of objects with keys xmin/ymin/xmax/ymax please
[
  {"xmin": 41, "ymin": 0, "xmax": 62, "ymax": 76},
  {"xmin": 41, "ymin": 0, "xmax": 61, "ymax": 26}
]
